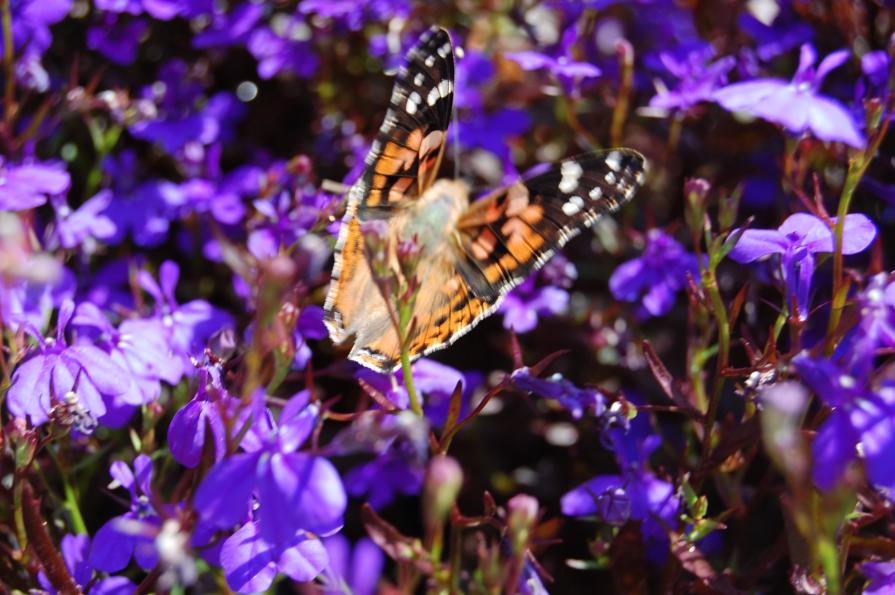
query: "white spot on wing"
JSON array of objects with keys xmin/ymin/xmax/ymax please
[
  {"xmin": 604, "ymin": 171, "xmax": 617, "ymax": 185},
  {"xmin": 606, "ymin": 151, "xmax": 621, "ymax": 171},
  {"xmin": 414, "ymin": 73, "xmax": 424, "ymax": 86},
  {"xmin": 559, "ymin": 160, "xmax": 583, "ymax": 194},
  {"xmin": 561, "ymin": 195, "xmax": 585, "ymax": 216},
  {"xmin": 425, "ymin": 55, "xmax": 436, "ymax": 67},
  {"xmin": 589, "ymin": 186, "xmax": 603, "ymax": 200},
  {"xmin": 407, "ymin": 91, "xmax": 421, "ymax": 115}
]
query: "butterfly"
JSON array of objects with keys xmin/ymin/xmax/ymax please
[{"xmin": 324, "ymin": 26, "xmax": 647, "ymax": 373}]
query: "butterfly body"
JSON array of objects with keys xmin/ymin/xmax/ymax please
[{"xmin": 325, "ymin": 27, "xmax": 647, "ymax": 373}]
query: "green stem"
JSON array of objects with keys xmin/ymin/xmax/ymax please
[
  {"xmin": 702, "ymin": 264, "xmax": 730, "ymax": 459},
  {"xmin": 1, "ymin": 0, "xmax": 14, "ymax": 127},
  {"xmin": 48, "ymin": 448, "xmax": 88, "ymax": 534},
  {"xmin": 398, "ymin": 302, "xmax": 423, "ymax": 417},
  {"xmin": 13, "ymin": 478, "xmax": 27, "ymax": 554}
]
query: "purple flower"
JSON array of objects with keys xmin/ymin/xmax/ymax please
[
  {"xmin": 87, "ymin": 14, "xmax": 148, "ymax": 66},
  {"xmin": 247, "ymin": 15, "xmax": 318, "ymax": 79},
  {"xmin": 94, "ymin": 0, "xmax": 183, "ymax": 19},
  {"xmin": 0, "ymin": 159, "xmax": 70, "ymax": 210},
  {"xmin": 713, "ymin": 44, "xmax": 866, "ymax": 148},
  {"xmin": 72, "ymin": 302, "xmax": 182, "ymax": 406},
  {"xmin": 649, "ymin": 47, "xmax": 736, "ymax": 112},
  {"xmin": 727, "ymin": 213, "xmax": 876, "ymax": 320},
  {"xmin": 89, "ymin": 455, "xmax": 162, "ymax": 572},
  {"xmin": 499, "ymin": 276, "xmax": 569, "ymax": 334},
  {"xmin": 38, "ymin": 534, "xmax": 135, "ymax": 595},
  {"xmin": 561, "ymin": 409, "xmax": 679, "ymax": 552},
  {"xmin": 101, "ymin": 179, "xmax": 180, "ymax": 247},
  {"xmin": 506, "ymin": 50, "xmax": 602, "ymax": 85},
  {"xmin": 50, "ymin": 190, "xmax": 117, "ymax": 249},
  {"xmin": 219, "ymin": 519, "xmax": 329, "ymax": 593},
  {"xmin": 0, "ymin": 0, "xmax": 72, "ymax": 77},
  {"xmin": 193, "ymin": 2, "xmax": 264, "ymax": 49},
  {"xmin": 344, "ymin": 450, "xmax": 425, "ymax": 509},
  {"xmin": 6, "ymin": 299, "xmax": 131, "ymax": 429},
  {"xmin": 0, "ymin": 264, "xmax": 74, "ymax": 330},
  {"xmin": 459, "ymin": 108, "xmax": 531, "ymax": 184},
  {"xmin": 454, "ymin": 49, "xmax": 495, "ymax": 111},
  {"xmin": 737, "ymin": 8, "xmax": 814, "ymax": 62},
  {"xmin": 293, "ymin": 305, "xmax": 327, "ymax": 369},
  {"xmin": 194, "ymin": 391, "xmax": 347, "ymax": 546},
  {"xmin": 609, "ymin": 229, "xmax": 700, "ymax": 318},
  {"xmin": 137, "ymin": 260, "xmax": 235, "ymax": 367},
  {"xmin": 861, "ymin": 561, "xmax": 895, "ymax": 595},
  {"xmin": 511, "ymin": 367, "xmax": 607, "ymax": 420},
  {"xmin": 322, "ymin": 535, "xmax": 383, "ymax": 595},
  {"xmin": 298, "ymin": 0, "xmax": 410, "ymax": 31},
  {"xmin": 169, "ymin": 364, "xmax": 236, "ymax": 467},
  {"xmin": 793, "ymin": 354, "xmax": 895, "ymax": 494},
  {"xmin": 836, "ymin": 274, "xmax": 895, "ymax": 376}
]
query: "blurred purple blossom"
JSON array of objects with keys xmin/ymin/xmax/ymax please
[
  {"xmin": 0, "ymin": 159, "xmax": 70, "ymax": 211},
  {"xmin": 95, "ymin": 0, "xmax": 184, "ymax": 19},
  {"xmin": 454, "ymin": 49, "xmax": 495, "ymax": 111},
  {"xmin": 1, "ymin": 0, "xmax": 71, "ymax": 89},
  {"xmin": 294, "ymin": 305, "xmax": 327, "ymax": 369},
  {"xmin": 861, "ymin": 561, "xmax": 895, "ymax": 595},
  {"xmin": 89, "ymin": 455, "xmax": 162, "ymax": 572},
  {"xmin": 837, "ymin": 274, "xmax": 895, "ymax": 376},
  {"xmin": 500, "ymin": 276, "xmax": 569, "ymax": 334},
  {"xmin": 727, "ymin": 213, "xmax": 876, "ymax": 319},
  {"xmin": 192, "ymin": 2, "xmax": 264, "ymax": 49},
  {"xmin": 0, "ymin": 265, "xmax": 74, "ymax": 330},
  {"xmin": 460, "ymin": 108, "xmax": 531, "ymax": 183},
  {"xmin": 50, "ymin": 190, "xmax": 117, "ymax": 249},
  {"xmin": 247, "ymin": 14, "xmax": 318, "ymax": 79},
  {"xmin": 649, "ymin": 47, "xmax": 736, "ymax": 112},
  {"xmin": 299, "ymin": 0, "xmax": 411, "ymax": 31},
  {"xmin": 38, "ymin": 534, "xmax": 135, "ymax": 595},
  {"xmin": 793, "ymin": 354, "xmax": 895, "ymax": 494},
  {"xmin": 322, "ymin": 535, "xmax": 383, "ymax": 595},
  {"xmin": 194, "ymin": 391, "xmax": 346, "ymax": 546},
  {"xmin": 87, "ymin": 14, "xmax": 147, "ymax": 65},
  {"xmin": 714, "ymin": 44, "xmax": 865, "ymax": 148},
  {"xmin": 219, "ymin": 520, "xmax": 328, "ymax": 593},
  {"xmin": 506, "ymin": 49, "xmax": 601, "ymax": 94},
  {"xmin": 511, "ymin": 367, "xmax": 606, "ymax": 420},
  {"xmin": 609, "ymin": 229, "xmax": 700, "ymax": 318},
  {"xmin": 738, "ymin": 8, "xmax": 814, "ymax": 63},
  {"xmin": 6, "ymin": 299, "xmax": 130, "ymax": 429}
]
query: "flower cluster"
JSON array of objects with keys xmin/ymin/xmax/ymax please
[{"xmin": 2, "ymin": 1, "xmax": 895, "ymax": 593}]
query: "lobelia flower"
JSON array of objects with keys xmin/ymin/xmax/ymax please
[
  {"xmin": 168, "ymin": 363, "xmax": 238, "ymax": 467},
  {"xmin": 321, "ymin": 535, "xmax": 384, "ymax": 595},
  {"xmin": 454, "ymin": 49, "xmax": 495, "ymax": 111},
  {"xmin": 511, "ymin": 367, "xmax": 607, "ymax": 420},
  {"xmin": 137, "ymin": 260, "xmax": 235, "ymax": 371},
  {"xmin": 247, "ymin": 13, "xmax": 318, "ymax": 80},
  {"xmin": 49, "ymin": 190, "xmax": 117, "ymax": 250},
  {"xmin": 194, "ymin": 391, "xmax": 347, "ymax": 547},
  {"xmin": 793, "ymin": 354, "xmax": 895, "ymax": 494},
  {"xmin": 293, "ymin": 305, "xmax": 328, "ymax": 370},
  {"xmin": 87, "ymin": 14, "xmax": 148, "ymax": 66},
  {"xmin": 505, "ymin": 49, "xmax": 602, "ymax": 87},
  {"xmin": 0, "ymin": 263, "xmax": 74, "ymax": 330},
  {"xmin": 94, "ymin": 0, "xmax": 185, "ymax": 20},
  {"xmin": 713, "ymin": 44, "xmax": 866, "ymax": 148},
  {"xmin": 38, "ymin": 534, "xmax": 135, "ymax": 595},
  {"xmin": 861, "ymin": 561, "xmax": 895, "ymax": 595},
  {"xmin": 0, "ymin": 158, "xmax": 70, "ymax": 210},
  {"xmin": 72, "ymin": 302, "xmax": 182, "ymax": 406},
  {"xmin": 298, "ymin": 0, "xmax": 411, "ymax": 31},
  {"xmin": 219, "ymin": 517, "xmax": 329, "ymax": 593},
  {"xmin": 609, "ymin": 229, "xmax": 700, "ymax": 318},
  {"xmin": 737, "ymin": 7, "xmax": 814, "ymax": 63},
  {"xmin": 89, "ymin": 455, "xmax": 164, "ymax": 572},
  {"xmin": 459, "ymin": 108, "xmax": 531, "ymax": 184},
  {"xmin": 499, "ymin": 275, "xmax": 569, "ymax": 334},
  {"xmin": 192, "ymin": 2, "xmax": 264, "ymax": 49},
  {"xmin": 836, "ymin": 274, "xmax": 895, "ymax": 377},
  {"xmin": 727, "ymin": 213, "xmax": 876, "ymax": 320},
  {"xmin": 0, "ymin": 0, "xmax": 72, "ymax": 89},
  {"xmin": 648, "ymin": 46, "xmax": 736, "ymax": 113},
  {"xmin": 6, "ymin": 299, "xmax": 131, "ymax": 430},
  {"xmin": 561, "ymin": 408, "xmax": 680, "ymax": 557}
]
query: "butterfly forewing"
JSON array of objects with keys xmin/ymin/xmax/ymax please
[
  {"xmin": 454, "ymin": 150, "xmax": 647, "ymax": 302},
  {"xmin": 357, "ymin": 27, "xmax": 454, "ymax": 212}
]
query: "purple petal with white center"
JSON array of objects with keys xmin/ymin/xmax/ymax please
[
  {"xmin": 713, "ymin": 79, "xmax": 785, "ymax": 111},
  {"xmin": 805, "ymin": 96, "xmax": 866, "ymax": 148},
  {"xmin": 64, "ymin": 345, "xmax": 128, "ymax": 397},
  {"xmin": 561, "ymin": 475, "xmax": 624, "ymax": 517},
  {"xmin": 7, "ymin": 353, "xmax": 54, "ymax": 424},
  {"xmin": 504, "ymin": 51, "xmax": 555, "ymax": 71},
  {"xmin": 89, "ymin": 517, "xmax": 136, "ymax": 572}
]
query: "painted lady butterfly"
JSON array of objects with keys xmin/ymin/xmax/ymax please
[{"xmin": 325, "ymin": 27, "xmax": 647, "ymax": 373}]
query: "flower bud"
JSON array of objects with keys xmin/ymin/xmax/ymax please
[
  {"xmin": 361, "ymin": 219, "xmax": 392, "ymax": 284},
  {"xmin": 507, "ymin": 494, "xmax": 539, "ymax": 555},
  {"xmin": 423, "ymin": 455, "xmax": 463, "ymax": 530}
]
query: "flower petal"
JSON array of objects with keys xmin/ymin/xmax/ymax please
[
  {"xmin": 194, "ymin": 453, "xmax": 259, "ymax": 529},
  {"xmin": 220, "ymin": 521, "xmax": 277, "ymax": 594},
  {"xmin": 726, "ymin": 229, "xmax": 787, "ymax": 263},
  {"xmin": 277, "ymin": 534, "xmax": 328, "ymax": 582}
]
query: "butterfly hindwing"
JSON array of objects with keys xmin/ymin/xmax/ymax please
[
  {"xmin": 454, "ymin": 150, "xmax": 647, "ymax": 302},
  {"xmin": 357, "ymin": 26, "xmax": 455, "ymax": 212}
]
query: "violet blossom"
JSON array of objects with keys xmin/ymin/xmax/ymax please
[
  {"xmin": 713, "ymin": 44, "xmax": 866, "ymax": 148},
  {"xmin": 193, "ymin": 391, "xmax": 347, "ymax": 547},
  {"xmin": 6, "ymin": 299, "xmax": 130, "ymax": 429},
  {"xmin": 247, "ymin": 13, "xmax": 318, "ymax": 80},
  {"xmin": 793, "ymin": 353, "xmax": 895, "ymax": 494},
  {"xmin": 168, "ymin": 364, "xmax": 236, "ymax": 468},
  {"xmin": 609, "ymin": 229, "xmax": 700, "ymax": 318},
  {"xmin": 321, "ymin": 535, "xmax": 384, "ymax": 595},
  {"xmin": 89, "ymin": 455, "xmax": 163, "ymax": 572},
  {"xmin": 0, "ymin": 159, "xmax": 70, "ymax": 211},
  {"xmin": 38, "ymin": 534, "xmax": 135, "ymax": 595},
  {"xmin": 727, "ymin": 212, "xmax": 876, "ymax": 319},
  {"xmin": 500, "ymin": 275, "xmax": 569, "ymax": 334},
  {"xmin": 649, "ymin": 47, "xmax": 736, "ymax": 112},
  {"xmin": 49, "ymin": 190, "xmax": 117, "ymax": 250}
]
